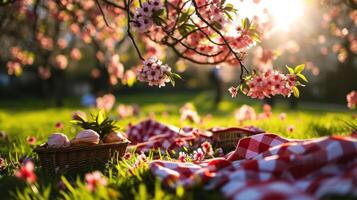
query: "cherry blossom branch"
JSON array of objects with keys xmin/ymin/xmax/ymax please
[
  {"xmin": 161, "ymin": 27, "xmax": 224, "ymax": 58},
  {"xmin": 191, "ymin": 0, "xmax": 249, "ymax": 82},
  {"xmin": 96, "ymin": 0, "xmax": 112, "ymax": 28},
  {"xmin": 101, "ymin": 0, "xmax": 126, "ymax": 10},
  {"xmin": 190, "ymin": 20, "xmax": 225, "ymax": 46},
  {"xmin": 125, "ymin": 0, "xmax": 145, "ymax": 61}
]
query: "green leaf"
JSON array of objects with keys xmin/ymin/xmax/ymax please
[
  {"xmin": 294, "ymin": 64, "xmax": 305, "ymax": 74},
  {"xmin": 239, "ymin": 84, "xmax": 244, "ymax": 92},
  {"xmin": 153, "ymin": 8, "xmax": 164, "ymax": 16},
  {"xmin": 211, "ymin": 21, "xmax": 223, "ymax": 30},
  {"xmin": 97, "ymin": 110, "xmax": 105, "ymax": 125},
  {"xmin": 61, "ymin": 177, "xmax": 75, "ymax": 193},
  {"xmin": 178, "ymin": 24, "xmax": 195, "ymax": 37},
  {"xmin": 241, "ymin": 18, "xmax": 251, "ymax": 30},
  {"xmin": 251, "ymin": 33, "xmax": 261, "ymax": 43},
  {"xmin": 224, "ymin": 3, "xmax": 234, "ymax": 11},
  {"xmin": 286, "ymin": 65, "xmax": 294, "ymax": 74},
  {"xmin": 169, "ymin": 76, "xmax": 175, "ymax": 87},
  {"xmin": 153, "ymin": 16, "xmax": 165, "ymax": 26},
  {"xmin": 178, "ymin": 12, "xmax": 189, "ymax": 24},
  {"xmin": 171, "ymin": 73, "xmax": 183, "ymax": 80},
  {"xmin": 292, "ymin": 86, "xmax": 300, "ymax": 98},
  {"xmin": 224, "ymin": 11, "xmax": 233, "ymax": 21},
  {"xmin": 296, "ymin": 73, "xmax": 308, "ymax": 83}
]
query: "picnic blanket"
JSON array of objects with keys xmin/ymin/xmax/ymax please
[
  {"xmin": 150, "ymin": 133, "xmax": 357, "ymax": 200},
  {"xmin": 126, "ymin": 119, "xmax": 263, "ymax": 153}
]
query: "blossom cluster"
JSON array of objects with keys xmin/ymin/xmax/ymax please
[
  {"xmin": 347, "ymin": 90, "xmax": 357, "ymax": 109},
  {"xmin": 178, "ymin": 141, "xmax": 214, "ymax": 162},
  {"xmin": 235, "ymin": 105, "xmax": 256, "ymax": 122},
  {"xmin": 96, "ymin": 94, "xmax": 116, "ymax": 111},
  {"xmin": 229, "ymin": 64, "xmax": 308, "ymax": 99},
  {"xmin": 6, "ymin": 47, "xmax": 35, "ymax": 76},
  {"xmin": 196, "ymin": 0, "xmax": 227, "ymax": 24},
  {"xmin": 107, "ymin": 54, "xmax": 124, "ymax": 85},
  {"xmin": 137, "ymin": 56, "xmax": 172, "ymax": 87},
  {"xmin": 131, "ymin": 0, "xmax": 163, "ymax": 33},
  {"xmin": 226, "ymin": 33, "xmax": 255, "ymax": 51},
  {"xmin": 245, "ymin": 70, "xmax": 297, "ymax": 99}
]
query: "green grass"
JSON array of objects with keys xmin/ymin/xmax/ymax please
[{"xmin": 0, "ymin": 91, "xmax": 355, "ymax": 199}]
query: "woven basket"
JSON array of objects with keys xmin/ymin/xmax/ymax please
[
  {"xmin": 34, "ymin": 141, "xmax": 129, "ymax": 174},
  {"xmin": 210, "ymin": 127, "xmax": 261, "ymax": 151}
]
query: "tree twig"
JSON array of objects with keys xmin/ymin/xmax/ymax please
[
  {"xmin": 96, "ymin": 0, "xmax": 113, "ymax": 28},
  {"xmin": 125, "ymin": 0, "xmax": 145, "ymax": 61}
]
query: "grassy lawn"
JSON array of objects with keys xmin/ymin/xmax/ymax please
[{"xmin": 0, "ymin": 91, "xmax": 355, "ymax": 199}]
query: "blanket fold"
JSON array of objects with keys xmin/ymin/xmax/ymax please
[{"xmin": 150, "ymin": 133, "xmax": 357, "ymax": 200}]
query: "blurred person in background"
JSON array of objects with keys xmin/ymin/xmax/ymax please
[{"xmin": 210, "ymin": 66, "xmax": 223, "ymax": 109}]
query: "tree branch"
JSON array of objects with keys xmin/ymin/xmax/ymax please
[
  {"xmin": 192, "ymin": 0, "xmax": 249, "ymax": 82},
  {"xmin": 125, "ymin": 0, "xmax": 145, "ymax": 61}
]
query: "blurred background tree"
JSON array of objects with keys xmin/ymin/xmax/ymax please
[{"xmin": 0, "ymin": 0, "xmax": 356, "ymax": 106}]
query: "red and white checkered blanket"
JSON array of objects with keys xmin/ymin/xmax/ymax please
[
  {"xmin": 126, "ymin": 119, "xmax": 211, "ymax": 153},
  {"xmin": 150, "ymin": 133, "xmax": 357, "ymax": 200},
  {"xmin": 126, "ymin": 119, "xmax": 262, "ymax": 153}
]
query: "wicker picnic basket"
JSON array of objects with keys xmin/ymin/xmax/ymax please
[
  {"xmin": 210, "ymin": 127, "xmax": 263, "ymax": 150},
  {"xmin": 34, "ymin": 141, "xmax": 129, "ymax": 174}
]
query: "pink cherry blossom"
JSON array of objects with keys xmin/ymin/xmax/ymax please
[
  {"xmin": 57, "ymin": 38, "xmax": 68, "ymax": 49},
  {"xmin": 14, "ymin": 161, "xmax": 37, "ymax": 184},
  {"xmin": 6, "ymin": 61, "xmax": 22, "ymax": 76},
  {"xmin": 55, "ymin": 122, "xmax": 64, "ymax": 129},
  {"xmin": 201, "ymin": 141, "xmax": 213, "ymax": 156},
  {"xmin": 287, "ymin": 125, "xmax": 295, "ymax": 133},
  {"xmin": 235, "ymin": 105, "xmax": 256, "ymax": 122},
  {"xmin": 26, "ymin": 136, "xmax": 37, "ymax": 145},
  {"xmin": 85, "ymin": 171, "xmax": 108, "ymax": 192},
  {"xmin": 107, "ymin": 55, "xmax": 124, "ymax": 79},
  {"xmin": 96, "ymin": 94, "xmax": 116, "ymax": 111},
  {"xmin": 131, "ymin": 0, "xmax": 163, "ymax": 33},
  {"xmin": 279, "ymin": 112, "xmax": 287, "ymax": 120},
  {"xmin": 117, "ymin": 104, "xmax": 135, "ymax": 119},
  {"xmin": 137, "ymin": 56, "xmax": 172, "ymax": 87},
  {"xmin": 180, "ymin": 103, "xmax": 200, "ymax": 123},
  {"xmin": 70, "ymin": 48, "xmax": 82, "ymax": 60},
  {"xmin": 192, "ymin": 148, "xmax": 204, "ymax": 162},
  {"xmin": 262, "ymin": 104, "xmax": 272, "ymax": 118},
  {"xmin": 0, "ymin": 158, "xmax": 5, "ymax": 168},
  {"xmin": 246, "ymin": 70, "xmax": 297, "ymax": 99},
  {"xmin": 96, "ymin": 51, "xmax": 105, "ymax": 62},
  {"xmin": 178, "ymin": 152, "xmax": 187, "ymax": 162},
  {"xmin": 228, "ymin": 86, "xmax": 238, "ymax": 98},
  {"xmin": 347, "ymin": 90, "xmax": 357, "ymax": 109},
  {"xmin": 54, "ymin": 54, "xmax": 68, "ymax": 70}
]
